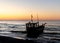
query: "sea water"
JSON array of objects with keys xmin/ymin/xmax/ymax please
[{"xmin": 0, "ymin": 20, "xmax": 60, "ymax": 43}]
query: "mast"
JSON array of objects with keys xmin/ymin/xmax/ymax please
[
  {"xmin": 37, "ymin": 14, "xmax": 39, "ymax": 26},
  {"xmin": 31, "ymin": 14, "xmax": 33, "ymax": 23}
]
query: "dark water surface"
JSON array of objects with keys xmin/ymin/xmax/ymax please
[{"xmin": 0, "ymin": 20, "xmax": 60, "ymax": 43}]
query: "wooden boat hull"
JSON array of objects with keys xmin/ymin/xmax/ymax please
[{"xmin": 26, "ymin": 25, "xmax": 45, "ymax": 38}]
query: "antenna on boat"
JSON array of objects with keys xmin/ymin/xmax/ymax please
[
  {"xmin": 37, "ymin": 14, "xmax": 39, "ymax": 22},
  {"xmin": 31, "ymin": 14, "xmax": 33, "ymax": 23}
]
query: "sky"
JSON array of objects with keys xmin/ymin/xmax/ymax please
[{"xmin": 0, "ymin": 0, "xmax": 60, "ymax": 20}]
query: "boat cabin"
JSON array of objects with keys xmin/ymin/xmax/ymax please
[{"xmin": 26, "ymin": 22, "xmax": 39, "ymax": 28}]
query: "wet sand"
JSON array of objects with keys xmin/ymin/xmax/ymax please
[{"xmin": 0, "ymin": 36, "xmax": 37, "ymax": 43}]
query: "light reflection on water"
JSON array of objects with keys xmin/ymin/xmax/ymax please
[{"xmin": 44, "ymin": 30, "xmax": 60, "ymax": 33}]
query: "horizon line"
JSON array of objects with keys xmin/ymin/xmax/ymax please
[{"xmin": 0, "ymin": 20, "xmax": 60, "ymax": 21}]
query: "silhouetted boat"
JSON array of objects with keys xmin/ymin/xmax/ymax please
[{"xmin": 26, "ymin": 15, "xmax": 46, "ymax": 38}]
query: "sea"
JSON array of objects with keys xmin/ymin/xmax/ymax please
[{"xmin": 0, "ymin": 20, "xmax": 60, "ymax": 43}]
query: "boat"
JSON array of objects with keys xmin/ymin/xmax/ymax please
[{"xmin": 26, "ymin": 15, "xmax": 46, "ymax": 38}]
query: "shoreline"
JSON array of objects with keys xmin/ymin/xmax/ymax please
[
  {"xmin": 0, "ymin": 36, "xmax": 37, "ymax": 43},
  {"xmin": 0, "ymin": 31, "xmax": 60, "ymax": 43}
]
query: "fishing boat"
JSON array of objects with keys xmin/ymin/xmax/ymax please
[{"xmin": 26, "ymin": 15, "xmax": 46, "ymax": 38}]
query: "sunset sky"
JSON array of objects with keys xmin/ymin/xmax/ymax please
[{"xmin": 0, "ymin": 0, "xmax": 60, "ymax": 20}]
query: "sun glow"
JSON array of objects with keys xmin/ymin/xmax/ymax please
[{"xmin": 0, "ymin": 0, "xmax": 60, "ymax": 20}]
